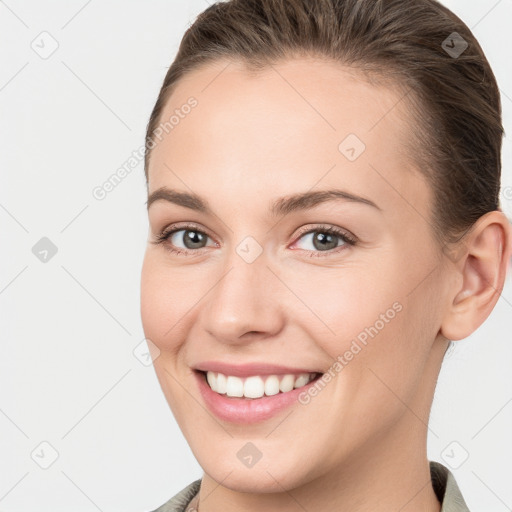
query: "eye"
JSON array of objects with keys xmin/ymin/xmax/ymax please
[
  {"xmin": 151, "ymin": 223, "xmax": 357, "ymax": 258},
  {"xmin": 291, "ymin": 225, "xmax": 357, "ymax": 257},
  {"xmin": 151, "ymin": 223, "xmax": 216, "ymax": 255}
]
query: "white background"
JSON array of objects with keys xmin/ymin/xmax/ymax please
[{"xmin": 1, "ymin": 1, "xmax": 511, "ymax": 511}]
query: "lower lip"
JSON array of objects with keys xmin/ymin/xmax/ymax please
[{"xmin": 194, "ymin": 370, "xmax": 321, "ymax": 424}]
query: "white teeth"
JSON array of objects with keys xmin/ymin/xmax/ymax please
[
  {"xmin": 226, "ymin": 375, "xmax": 244, "ymax": 397},
  {"xmin": 294, "ymin": 374, "xmax": 310, "ymax": 388},
  {"xmin": 216, "ymin": 372, "xmax": 227, "ymax": 394},
  {"xmin": 205, "ymin": 371, "xmax": 318, "ymax": 398},
  {"xmin": 244, "ymin": 376, "xmax": 265, "ymax": 398},
  {"xmin": 206, "ymin": 371, "xmax": 216, "ymax": 389},
  {"xmin": 279, "ymin": 374, "xmax": 295, "ymax": 393},
  {"xmin": 264, "ymin": 375, "xmax": 280, "ymax": 396}
]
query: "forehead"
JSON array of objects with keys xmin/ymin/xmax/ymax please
[{"xmin": 147, "ymin": 57, "xmax": 429, "ymax": 220}]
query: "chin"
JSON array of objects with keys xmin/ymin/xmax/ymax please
[{"xmin": 195, "ymin": 446, "xmax": 314, "ymax": 493}]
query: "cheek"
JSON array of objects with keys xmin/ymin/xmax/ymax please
[
  {"xmin": 289, "ymin": 262, "xmax": 434, "ymax": 400},
  {"xmin": 140, "ymin": 253, "xmax": 201, "ymax": 350},
  {"xmin": 140, "ymin": 256, "xmax": 195, "ymax": 412},
  {"xmin": 140, "ymin": 256, "xmax": 170, "ymax": 344},
  {"xmin": 279, "ymin": 264, "xmax": 401, "ymax": 350}
]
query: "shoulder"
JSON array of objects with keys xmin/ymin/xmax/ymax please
[
  {"xmin": 147, "ymin": 479, "xmax": 202, "ymax": 512},
  {"xmin": 430, "ymin": 460, "xmax": 471, "ymax": 512}
]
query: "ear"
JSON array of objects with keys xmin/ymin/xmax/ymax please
[{"xmin": 440, "ymin": 211, "xmax": 512, "ymax": 341}]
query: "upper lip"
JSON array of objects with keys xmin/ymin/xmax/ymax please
[{"xmin": 193, "ymin": 361, "xmax": 321, "ymax": 377}]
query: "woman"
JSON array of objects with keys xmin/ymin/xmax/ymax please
[{"xmin": 140, "ymin": 0, "xmax": 511, "ymax": 510}]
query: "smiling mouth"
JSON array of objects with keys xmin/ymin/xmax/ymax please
[{"xmin": 199, "ymin": 370, "xmax": 322, "ymax": 400}]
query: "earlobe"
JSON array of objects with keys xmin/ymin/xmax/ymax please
[{"xmin": 440, "ymin": 211, "xmax": 512, "ymax": 341}]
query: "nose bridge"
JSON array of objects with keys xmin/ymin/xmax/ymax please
[{"xmin": 201, "ymin": 242, "xmax": 284, "ymax": 341}]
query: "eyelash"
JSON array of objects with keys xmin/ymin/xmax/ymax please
[{"xmin": 151, "ymin": 223, "xmax": 357, "ymax": 258}]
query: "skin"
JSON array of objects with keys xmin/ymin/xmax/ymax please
[{"xmin": 140, "ymin": 57, "xmax": 511, "ymax": 512}]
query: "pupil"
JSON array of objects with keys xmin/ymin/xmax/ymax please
[
  {"xmin": 184, "ymin": 230, "xmax": 205, "ymax": 249},
  {"xmin": 314, "ymin": 232, "xmax": 337, "ymax": 251}
]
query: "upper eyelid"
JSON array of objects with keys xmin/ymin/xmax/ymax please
[
  {"xmin": 162, "ymin": 222, "xmax": 215, "ymax": 238},
  {"xmin": 160, "ymin": 222, "xmax": 349, "ymax": 235},
  {"xmin": 293, "ymin": 224, "xmax": 354, "ymax": 238}
]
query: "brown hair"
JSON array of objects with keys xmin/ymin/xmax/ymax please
[{"xmin": 144, "ymin": 0, "xmax": 504, "ymax": 245}]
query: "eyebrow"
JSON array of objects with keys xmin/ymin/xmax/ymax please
[{"xmin": 146, "ymin": 186, "xmax": 381, "ymax": 216}]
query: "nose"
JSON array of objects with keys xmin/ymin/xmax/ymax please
[{"xmin": 199, "ymin": 249, "xmax": 286, "ymax": 344}]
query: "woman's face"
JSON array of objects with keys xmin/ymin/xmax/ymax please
[{"xmin": 141, "ymin": 57, "xmax": 451, "ymax": 491}]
